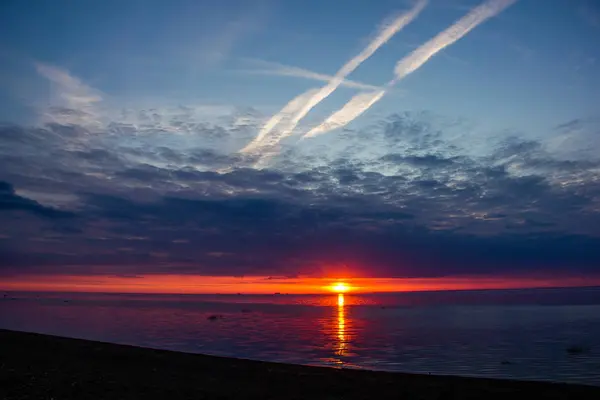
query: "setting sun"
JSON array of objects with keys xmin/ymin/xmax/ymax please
[{"xmin": 330, "ymin": 282, "xmax": 350, "ymax": 293}]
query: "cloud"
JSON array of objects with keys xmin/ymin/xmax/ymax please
[
  {"xmin": 151, "ymin": 1, "xmax": 270, "ymax": 74},
  {"xmin": 3, "ymin": 56, "xmax": 600, "ymax": 278},
  {"xmin": 31, "ymin": 63, "xmax": 263, "ymax": 151},
  {"xmin": 35, "ymin": 63, "xmax": 104, "ymax": 129},
  {"xmin": 304, "ymin": 0, "xmax": 518, "ymax": 138},
  {"xmin": 1, "ymin": 108, "xmax": 599, "ymax": 278},
  {"xmin": 0, "ymin": 181, "xmax": 74, "ymax": 218},
  {"xmin": 237, "ymin": 58, "xmax": 382, "ymax": 91},
  {"xmin": 240, "ymin": 0, "xmax": 428, "ymax": 156}
]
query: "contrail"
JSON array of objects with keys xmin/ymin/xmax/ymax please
[
  {"xmin": 241, "ymin": 89, "xmax": 319, "ymax": 153},
  {"xmin": 238, "ymin": 58, "xmax": 382, "ymax": 90},
  {"xmin": 304, "ymin": 90, "xmax": 386, "ymax": 137},
  {"xmin": 303, "ymin": 0, "xmax": 518, "ymax": 138},
  {"xmin": 240, "ymin": 0, "xmax": 428, "ymax": 154},
  {"xmin": 390, "ymin": 0, "xmax": 517, "ymax": 84}
]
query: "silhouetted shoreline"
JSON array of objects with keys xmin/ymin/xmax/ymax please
[{"xmin": 1, "ymin": 329, "xmax": 599, "ymax": 400}]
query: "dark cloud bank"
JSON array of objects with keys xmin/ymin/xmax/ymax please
[{"xmin": 1, "ymin": 109, "xmax": 599, "ymax": 280}]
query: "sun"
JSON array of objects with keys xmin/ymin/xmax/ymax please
[{"xmin": 330, "ymin": 282, "xmax": 350, "ymax": 293}]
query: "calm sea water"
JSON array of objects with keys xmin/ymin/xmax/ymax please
[{"xmin": 1, "ymin": 287, "xmax": 600, "ymax": 386}]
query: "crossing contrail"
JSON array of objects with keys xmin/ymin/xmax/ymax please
[
  {"xmin": 303, "ymin": 0, "xmax": 518, "ymax": 138},
  {"xmin": 244, "ymin": 89, "xmax": 320, "ymax": 150},
  {"xmin": 240, "ymin": 0, "xmax": 428, "ymax": 154}
]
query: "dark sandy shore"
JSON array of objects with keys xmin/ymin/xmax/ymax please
[{"xmin": 1, "ymin": 329, "xmax": 599, "ymax": 400}]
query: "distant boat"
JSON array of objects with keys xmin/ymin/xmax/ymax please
[{"xmin": 274, "ymin": 292, "xmax": 281, "ymax": 295}]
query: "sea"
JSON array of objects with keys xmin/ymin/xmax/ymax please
[{"xmin": 1, "ymin": 287, "xmax": 600, "ymax": 386}]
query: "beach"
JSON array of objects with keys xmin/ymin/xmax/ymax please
[{"xmin": 1, "ymin": 329, "xmax": 599, "ymax": 400}]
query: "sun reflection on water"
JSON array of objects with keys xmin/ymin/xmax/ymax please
[
  {"xmin": 336, "ymin": 293, "xmax": 347, "ymax": 358},
  {"xmin": 318, "ymin": 293, "xmax": 359, "ymax": 366}
]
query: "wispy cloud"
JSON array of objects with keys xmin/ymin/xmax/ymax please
[
  {"xmin": 237, "ymin": 58, "xmax": 382, "ymax": 91},
  {"xmin": 35, "ymin": 63, "xmax": 104, "ymax": 129},
  {"xmin": 240, "ymin": 0, "xmax": 428, "ymax": 154},
  {"xmin": 191, "ymin": 8, "xmax": 268, "ymax": 70},
  {"xmin": 34, "ymin": 63, "xmax": 248, "ymax": 137},
  {"xmin": 304, "ymin": 0, "xmax": 518, "ymax": 138}
]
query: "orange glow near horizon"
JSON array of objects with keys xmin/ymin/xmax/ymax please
[{"xmin": 2, "ymin": 273, "xmax": 600, "ymax": 294}]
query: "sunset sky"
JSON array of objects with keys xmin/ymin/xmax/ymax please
[{"xmin": 1, "ymin": 0, "xmax": 600, "ymax": 294}]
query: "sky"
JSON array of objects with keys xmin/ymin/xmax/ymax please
[{"xmin": 1, "ymin": 0, "xmax": 600, "ymax": 294}]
